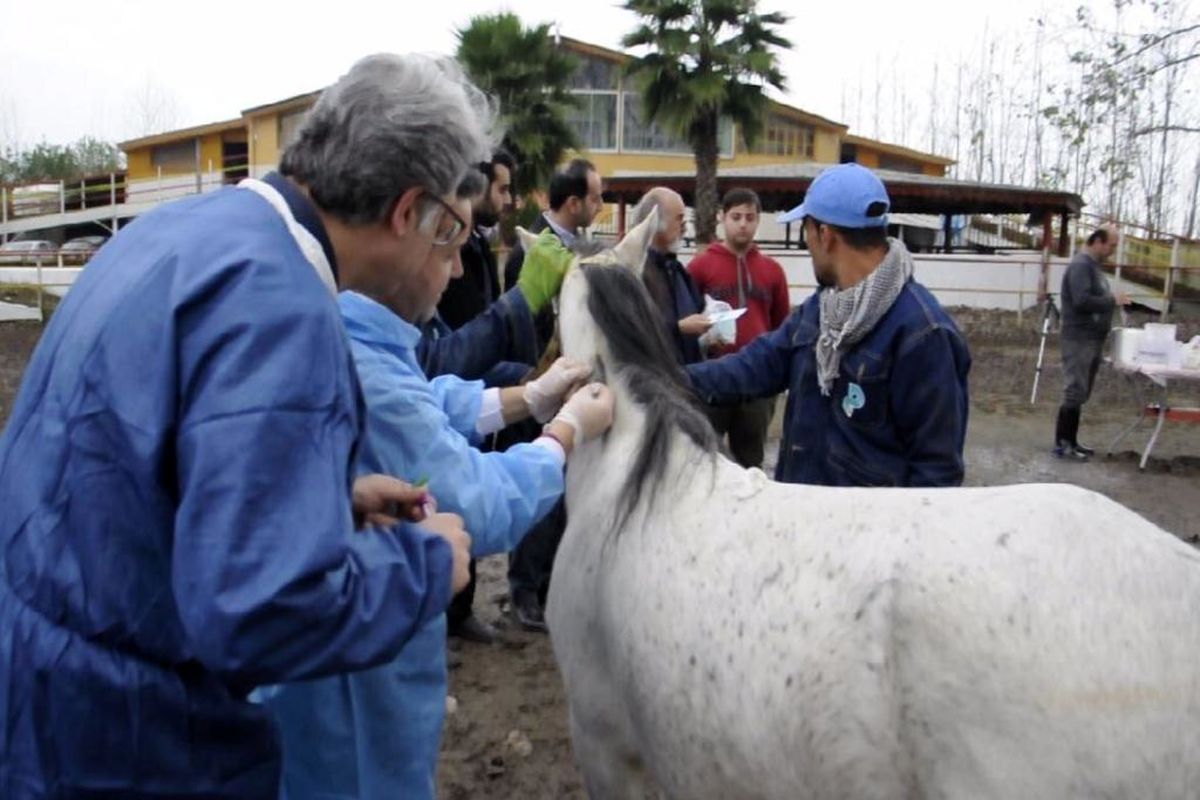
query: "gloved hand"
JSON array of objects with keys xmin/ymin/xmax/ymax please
[
  {"xmin": 550, "ymin": 382, "xmax": 615, "ymax": 447},
  {"xmin": 419, "ymin": 512, "xmax": 472, "ymax": 594},
  {"xmin": 523, "ymin": 357, "xmax": 592, "ymax": 423},
  {"xmin": 517, "ymin": 230, "xmax": 574, "ymax": 313}
]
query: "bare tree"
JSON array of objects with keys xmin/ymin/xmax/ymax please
[{"xmin": 126, "ymin": 78, "xmax": 181, "ymax": 138}]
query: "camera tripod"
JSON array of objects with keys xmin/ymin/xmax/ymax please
[{"xmin": 1029, "ymin": 294, "xmax": 1060, "ymax": 405}]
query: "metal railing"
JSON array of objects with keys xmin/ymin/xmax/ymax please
[{"xmin": 1, "ymin": 156, "xmax": 251, "ymax": 230}]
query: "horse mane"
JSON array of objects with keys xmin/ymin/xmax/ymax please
[{"xmin": 579, "ymin": 262, "xmax": 719, "ymax": 530}]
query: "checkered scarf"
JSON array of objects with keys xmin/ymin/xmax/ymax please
[{"xmin": 816, "ymin": 238, "xmax": 913, "ymax": 395}]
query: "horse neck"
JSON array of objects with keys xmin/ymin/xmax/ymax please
[
  {"xmin": 566, "ymin": 383, "xmax": 646, "ymax": 502},
  {"xmin": 564, "ymin": 378, "xmax": 703, "ymax": 522}
]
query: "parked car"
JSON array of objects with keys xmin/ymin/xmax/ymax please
[
  {"xmin": 60, "ymin": 235, "xmax": 108, "ymax": 264},
  {"xmin": 0, "ymin": 239, "xmax": 56, "ymax": 265}
]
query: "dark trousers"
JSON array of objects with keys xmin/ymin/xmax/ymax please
[
  {"xmin": 1055, "ymin": 334, "xmax": 1106, "ymax": 447},
  {"xmin": 1060, "ymin": 334, "xmax": 1105, "ymax": 409},
  {"xmin": 507, "ymin": 499, "xmax": 566, "ymax": 604},
  {"xmin": 446, "ymin": 559, "xmax": 476, "ymax": 627},
  {"xmin": 707, "ymin": 397, "xmax": 776, "ymax": 469}
]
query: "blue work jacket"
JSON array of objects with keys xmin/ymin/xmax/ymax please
[
  {"xmin": 0, "ymin": 186, "xmax": 453, "ymax": 799},
  {"xmin": 689, "ymin": 279, "xmax": 971, "ymax": 487}
]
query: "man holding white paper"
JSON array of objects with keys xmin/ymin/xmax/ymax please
[
  {"xmin": 688, "ymin": 187, "xmax": 792, "ymax": 467},
  {"xmin": 631, "ymin": 187, "xmax": 711, "ymax": 365}
]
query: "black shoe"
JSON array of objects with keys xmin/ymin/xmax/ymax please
[
  {"xmin": 1073, "ymin": 442, "xmax": 1096, "ymax": 457},
  {"xmin": 1053, "ymin": 440, "xmax": 1091, "ymax": 461},
  {"xmin": 448, "ymin": 614, "xmax": 498, "ymax": 645},
  {"xmin": 511, "ymin": 591, "xmax": 548, "ymax": 633}
]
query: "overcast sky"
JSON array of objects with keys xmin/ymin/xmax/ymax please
[{"xmin": 0, "ymin": 0, "xmax": 1062, "ymax": 148}]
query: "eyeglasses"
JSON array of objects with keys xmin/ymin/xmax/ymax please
[{"xmin": 422, "ymin": 192, "xmax": 469, "ymax": 246}]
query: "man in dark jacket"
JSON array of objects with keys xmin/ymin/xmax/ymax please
[
  {"xmin": 688, "ymin": 163, "xmax": 971, "ymax": 487},
  {"xmin": 1054, "ymin": 224, "xmax": 1129, "ymax": 460},
  {"xmin": 631, "ymin": 187, "xmax": 710, "ymax": 364},
  {"xmin": 503, "ymin": 158, "xmax": 603, "ymax": 631},
  {"xmin": 440, "ymin": 151, "xmax": 514, "ymax": 328}
]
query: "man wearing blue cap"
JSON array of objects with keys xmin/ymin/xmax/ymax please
[{"xmin": 687, "ymin": 163, "xmax": 971, "ymax": 487}]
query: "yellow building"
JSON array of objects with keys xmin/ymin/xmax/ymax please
[
  {"xmin": 556, "ymin": 36, "xmax": 951, "ymax": 177},
  {"xmin": 119, "ymin": 118, "xmax": 248, "ymax": 202},
  {"xmin": 118, "ymin": 35, "xmax": 951, "ymax": 202}
]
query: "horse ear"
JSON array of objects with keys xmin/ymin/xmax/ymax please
[
  {"xmin": 612, "ymin": 206, "xmax": 657, "ymax": 279},
  {"xmin": 515, "ymin": 226, "xmax": 539, "ymax": 253}
]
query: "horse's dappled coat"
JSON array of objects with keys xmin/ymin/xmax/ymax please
[{"xmin": 543, "ymin": 210, "xmax": 1200, "ymax": 800}]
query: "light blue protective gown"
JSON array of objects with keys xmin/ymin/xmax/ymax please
[{"xmin": 265, "ymin": 290, "xmax": 564, "ymax": 800}]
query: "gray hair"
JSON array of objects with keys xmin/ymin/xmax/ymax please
[
  {"xmin": 280, "ymin": 53, "xmax": 498, "ymax": 225},
  {"xmin": 630, "ymin": 187, "xmax": 680, "ymax": 234}
]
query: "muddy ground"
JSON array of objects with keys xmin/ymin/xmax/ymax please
[{"xmin": 2, "ymin": 304, "xmax": 1198, "ymax": 799}]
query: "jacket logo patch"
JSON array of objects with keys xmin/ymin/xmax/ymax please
[{"xmin": 843, "ymin": 382, "xmax": 866, "ymax": 418}]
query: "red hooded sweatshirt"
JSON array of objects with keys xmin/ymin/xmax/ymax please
[{"xmin": 687, "ymin": 242, "xmax": 791, "ymax": 357}]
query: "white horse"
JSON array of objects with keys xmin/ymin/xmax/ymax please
[{"xmin": 530, "ymin": 213, "xmax": 1200, "ymax": 800}]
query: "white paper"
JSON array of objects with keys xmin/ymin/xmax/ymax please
[{"xmin": 706, "ymin": 308, "xmax": 747, "ymax": 324}]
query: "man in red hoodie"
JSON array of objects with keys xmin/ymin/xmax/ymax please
[{"xmin": 688, "ymin": 187, "xmax": 791, "ymax": 468}]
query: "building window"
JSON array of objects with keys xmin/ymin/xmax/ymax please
[
  {"xmin": 278, "ymin": 108, "xmax": 310, "ymax": 151},
  {"xmin": 748, "ymin": 114, "xmax": 815, "ymax": 158},
  {"xmin": 622, "ymin": 93, "xmax": 690, "ymax": 154},
  {"xmin": 569, "ymin": 55, "xmax": 618, "ymax": 90},
  {"xmin": 567, "ymin": 91, "xmax": 618, "ymax": 151},
  {"xmin": 877, "ymin": 155, "xmax": 923, "ymax": 174},
  {"xmin": 619, "ymin": 92, "xmax": 735, "ymax": 156},
  {"xmin": 151, "ymin": 140, "xmax": 195, "ymax": 170}
]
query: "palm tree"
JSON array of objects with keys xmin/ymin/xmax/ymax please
[
  {"xmin": 456, "ymin": 13, "xmax": 580, "ymax": 196},
  {"xmin": 622, "ymin": 0, "xmax": 791, "ymax": 243}
]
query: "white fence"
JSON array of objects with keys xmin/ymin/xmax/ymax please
[{"xmin": 0, "ymin": 249, "xmax": 1168, "ymax": 321}]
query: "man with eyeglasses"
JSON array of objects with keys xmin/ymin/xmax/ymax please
[
  {"xmin": 0, "ymin": 53, "xmax": 479, "ymax": 799},
  {"xmin": 413, "ymin": 150, "xmax": 541, "ymax": 391},
  {"xmin": 263, "ymin": 153, "xmax": 615, "ymax": 797},
  {"xmin": 426, "ymin": 149, "xmax": 532, "ymax": 645}
]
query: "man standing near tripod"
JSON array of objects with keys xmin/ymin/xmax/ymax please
[{"xmin": 1054, "ymin": 224, "xmax": 1130, "ymax": 460}]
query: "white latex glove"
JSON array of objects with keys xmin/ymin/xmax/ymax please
[
  {"xmin": 523, "ymin": 357, "xmax": 592, "ymax": 423},
  {"xmin": 550, "ymin": 382, "xmax": 615, "ymax": 446},
  {"xmin": 419, "ymin": 512, "xmax": 472, "ymax": 594}
]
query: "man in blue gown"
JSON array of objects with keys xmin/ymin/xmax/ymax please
[
  {"xmin": 0, "ymin": 52, "xmax": 487, "ymax": 799},
  {"xmin": 264, "ymin": 121, "xmax": 616, "ymax": 794}
]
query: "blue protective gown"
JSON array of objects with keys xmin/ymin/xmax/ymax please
[
  {"xmin": 0, "ymin": 184, "xmax": 454, "ymax": 799},
  {"xmin": 265, "ymin": 290, "xmax": 564, "ymax": 800}
]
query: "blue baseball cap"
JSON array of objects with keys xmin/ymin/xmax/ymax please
[{"xmin": 778, "ymin": 163, "xmax": 890, "ymax": 228}]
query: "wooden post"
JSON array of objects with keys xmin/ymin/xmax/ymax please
[
  {"xmin": 943, "ymin": 214, "xmax": 953, "ymax": 253},
  {"xmin": 1115, "ymin": 223, "xmax": 1125, "ymax": 288},
  {"xmin": 1058, "ymin": 213, "xmax": 1070, "ymax": 257},
  {"xmin": 36, "ymin": 257, "xmax": 44, "ymax": 322},
  {"xmin": 617, "ymin": 198, "xmax": 627, "ymax": 238},
  {"xmin": 1162, "ymin": 238, "xmax": 1180, "ymax": 320},
  {"xmin": 1018, "ymin": 260, "xmax": 1026, "ymax": 324},
  {"xmin": 1042, "ymin": 214, "xmax": 1052, "ymax": 254}
]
